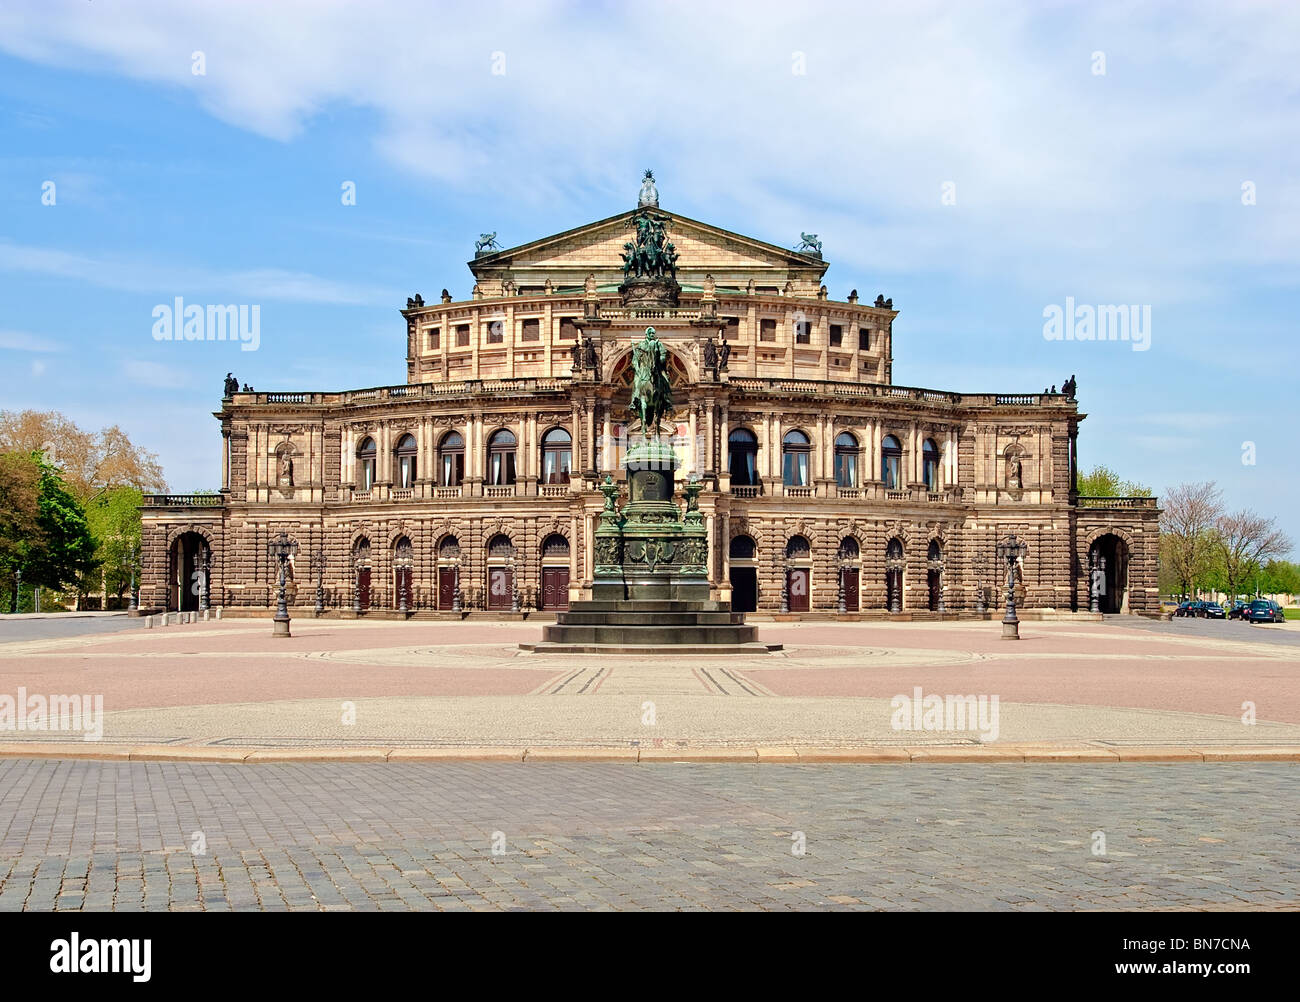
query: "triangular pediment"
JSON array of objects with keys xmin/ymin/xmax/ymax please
[{"xmin": 468, "ymin": 208, "xmax": 828, "ymax": 295}]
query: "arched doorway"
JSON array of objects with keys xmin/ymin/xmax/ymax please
[
  {"xmin": 168, "ymin": 531, "xmax": 210, "ymax": 612},
  {"xmin": 1089, "ymin": 534, "xmax": 1129, "ymax": 614},
  {"xmin": 926, "ymin": 539, "xmax": 944, "ymax": 612},
  {"xmin": 352, "ymin": 537, "xmax": 371, "ymax": 612},
  {"xmin": 540, "ymin": 534, "xmax": 570, "ymax": 610},
  {"xmin": 392, "ymin": 536, "xmax": 413, "ymax": 610},
  {"xmin": 729, "ymin": 535, "xmax": 758, "ymax": 612},
  {"xmin": 785, "ymin": 535, "xmax": 812, "ymax": 612},
  {"xmin": 436, "ymin": 535, "xmax": 460, "ymax": 610},
  {"xmin": 838, "ymin": 537, "xmax": 860, "ymax": 611},
  {"xmin": 487, "ymin": 534, "xmax": 515, "ymax": 610},
  {"xmin": 885, "ymin": 537, "xmax": 905, "ymax": 612}
]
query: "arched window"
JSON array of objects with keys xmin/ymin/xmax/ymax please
[
  {"xmin": 729, "ymin": 535, "xmax": 757, "ymax": 560},
  {"xmin": 438, "ymin": 535, "xmax": 460, "ymax": 560},
  {"xmin": 886, "ymin": 537, "xmax": 904, "ymax": 561},
  {"xmin": 881, "ymin": 435, "xmax": 902, "ymax": 489},
  {"xmin": 488, "ymin": 534, "xmax": 515, "ymax": 559},
  {"xmin": 542, "ymin": 428, "xmax": 571, "ymax": 485},
  {"xmin": 834, "ymin": 432, "xmax": 859, "ymax": 488},
  {"xmin": 438, "ymin": 431, "xmax": 464, "ymax": 486},
  {"xmin": 922, "ymin": 438, "xmax": 940, "ymax": 492},
  {"xmin": 786, "ymin": 535, "xmax": 811, "ymax": 560},
  {"xmin": 782, "ymin": 430, "xmax": 811, "ymax": 487},
  {"xmin": 488, "ymin": 429, "xmax": 517, "ymax": 486},
  {"xmin": 728, "ymin": 429, "xmax": 758, "ymax": 486},
  {"xmin": 928, "ymin": 539, "xmax": 942, "ymax": 562},
  {"xmin": 356, "ymin": 437, "xmax": 377, "ymax": 490},
  {"xmin": 839, "ymin": 536, "xmax": 860, "ymax": 560},
  {"xmin": 394, "ymin": 434, "xmax": 417, "ymax": 488},
  {"xmin": 541, "ymin": 534, "xmax": 569, "ymax": 560}
]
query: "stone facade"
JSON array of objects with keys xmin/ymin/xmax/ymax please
[{"xmin": 140, "ymin": 196, "xmax": 1160, "ymax": 617}]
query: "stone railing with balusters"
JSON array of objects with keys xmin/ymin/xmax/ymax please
[
  {"xmin": 143, "ymin": 493, "xmax": 224, "ymax": 507},
  {"xmin": 1075, "ymin": 495, "xmax": 1159, "ymax": 509}
]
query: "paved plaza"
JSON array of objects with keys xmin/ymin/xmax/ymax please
[
  {"xmin": 0, "ymin": 760, "xmax": 1294, "ymax": 911},
  {"xmin": 0, "ymin": 616, "xmax": 1296, "ymax": 752}
]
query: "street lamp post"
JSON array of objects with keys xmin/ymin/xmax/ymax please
[
  {"xmin": 398, "ymin": 547, "xmax": 410, "ymax": 616},
  {"xmin": 313, "ymin": 548, "xmax": 325, "ymax": 616},
  {"xmin": 509, "ymin": 556, "xmax": 519, "ymax": 614},
  {"xmin": 197, "ymin": 545, "xmax": 209, "ymax": 612},
  {"xmin": 836, "ymin": 556, "xmax": 846, "ymax": 615},
  {"xmin": 780, "ymin": 561, "xmax": 789, "ymax": 614},
  {"xmin": 128, "ymin": 541, "xmax": 139, "ymax": 613},
  {"xmin": 451, "ymin": 557, "xmax": 462, "ymax": 614},
  {"xmin": 267, "ymin": 532, "xmax": 298, "ymax": 638},
  {"xmin": 997, "ymin": 534, "xmax": 1028, "ymax": 640},
  {"xmin": 352, "ymin": 555, "xmax": 362, "ymax": 615}
]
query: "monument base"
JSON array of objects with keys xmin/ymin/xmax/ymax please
[{"xmin": 521, "ymin": 598, "xmax": 782, "ymax": 655}]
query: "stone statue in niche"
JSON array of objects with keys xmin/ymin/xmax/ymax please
[
  {"xmin": 278, "ymin": 451, "xmax": 294, "ymax": 487},
  {"xmin": 1006, "ymin": 452, "xmax": 1022, "ymax": 490}
]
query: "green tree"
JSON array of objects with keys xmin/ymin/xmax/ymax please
[
  {"xmin": 1258, "ymin": 560, "xmax": 1300, "ymax": 596},
  {"xmin": 1077, "ymin": 465, "xmax": 1152, "ymax": 497},
  {"xmin": 0, "ymin": 451, "xmax": 45, "ymax": 610},
  {"xmin": 81, "ymin": 486, "xmax": 144, "ymax": 602},
  {"xmin": 20, "ymin": 454, "xmax": 98, "ymax": 601}
]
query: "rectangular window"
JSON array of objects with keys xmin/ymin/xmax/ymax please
[
  {"xmin": 521, "ymin": 318, "xmax": 540, "ymax": 342},
  {"xmin": 455, "ymin": 324, "xmax": 470, "ymax": 347},
  {"xmin": 835, "ymin": 453, "xmax": 857, "ymax": 488},
  {"xmin": 559, "ymin": 318, "xmax": 578, "ymax": 339},
  {"xmin": 782, "ymin": 451, "xmax": 810, "ymax": 487},
  {"xmin": 794, "ymin": 318, "xmax": 811, "ymax": 344},
  {"xmin": 425, "ymin": 327, "xmax": 440, "ymax": 350},
  {"xmin": 858, "ymin": 327, "xmax": 871, "ymax": 351},
  {"xmin": 756, "ymin": 286, "xmax": 779, "ymax": 296},
  {"xmin": 759, "ymin": 319, "xmax": 776, "ymax": 342},
  {"xmin": 543, "ymin": 449, "xmax": 572, "ymax": 484},
  {"xmin": 829, "ymin": 324, "xmax": 843, "ymax": 347},
  {"xmin": 486, "ymin": 320, "xmax": 504, "ymax": 344}
]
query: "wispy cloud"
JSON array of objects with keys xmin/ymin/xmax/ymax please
[
  {"xmin": 0, "ymin": 240, "xmax": 396, "ymax": 305},
  {"xmin": 0, "ymin": 328, "xmax": 64, "ymax": 352}
]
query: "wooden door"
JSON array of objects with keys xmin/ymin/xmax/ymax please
[
  {"xmin": 357, "ymin": 567, "xmax": 371, "ymax": 611},
  {"xmin": 438, "ymin": 567, "xmax": 456, "ymax": 609},
  {"xmin": 842, "ymin": 566, "xmax": 859, "ymax": 611},
  {"xmin": 787, "ymin": 568, "xmax": 810, "ymax": 612},
  {"xmin": 927, "ymin": 569, "xmax": 941, "ymax": 611},
  {"xmin": 488, "ymin": 567, "xmax": 512, "ymax": 610},
  {"xmin": 542, "ymin": 567, "xmax": 569, "ymax": 610}
]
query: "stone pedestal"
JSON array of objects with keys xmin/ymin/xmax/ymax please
[{"xmin": 523, "ymin": 439, "xmax": 778, "ymax": 654}]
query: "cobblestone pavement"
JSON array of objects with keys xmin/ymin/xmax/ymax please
[{"xmin": 0, "ymin": 760, "xmax": 1294, "ymax": 911}]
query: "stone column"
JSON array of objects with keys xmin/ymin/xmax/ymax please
[{"xmin": 221, "ymin": 430, "xmax": 230, "ymax": 490}]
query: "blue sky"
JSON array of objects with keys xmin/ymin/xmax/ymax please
[{"xmin": 0, "ymin": 0, "xmax": 1296, "ymax": 539}]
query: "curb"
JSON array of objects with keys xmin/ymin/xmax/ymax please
[{"xmin": 0, "ymin": 742, "xmax": 1298, "ymax": 764}]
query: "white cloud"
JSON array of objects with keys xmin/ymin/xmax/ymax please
[
  {"xmin": 0, "ymin": 329, "xmax": 63, "ymax": 352},
  {"xmin": 123, "ymin": 359, "xmax": 192, "ymax": 389},
  {"xmin": 1, "ymin": 0, "xmax": 1297, "ymax": 299},
  {"xmin": 0, "ymin": 240, "xmax": 396, "ymax": 305}
]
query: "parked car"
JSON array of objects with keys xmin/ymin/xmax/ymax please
[
  {"xmin": 1243, "ymin": 599, "xmax": 1286, "ymax": 624},
  {"xmin": 1174, "ymin": 600, "xmax": 1224, "ymax": 618},
  {"xmin": 1227, "ymin": 601, "xmax": 1251, "ymax": 620}
]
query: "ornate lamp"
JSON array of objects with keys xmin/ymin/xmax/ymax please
[
  {"xmin": 197, "ymin": 545, "xmax": 210, "ymax": 612},
  {"xmin": 509, "ymin": 556, "xmax": 519, "ymax": 614},
  {"xmin": 996, "ymin": 534, "xmax": 1028, "ymax": 639},
  {"xmin": 780, "ymin": 560, "xmax": 790, "ymax": 614},
  {"xmin": 267, "ymin": 531, "xmax": 298, "ymax": 637},
  {"xmin": 312, "ymin": 547, "xmax": 325, "ymax": 617},
  {"xmin": 836, "ymin": 554, "xmax": 846, "ymax": 615},
  {"xmin": 128, "ymin": 541, "xmax": 139, "ymax": 613},
  {"xmin": 452, "ymin": 555, "xmax": 462, "ymax": 614}
]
